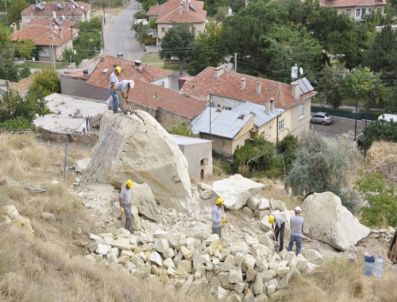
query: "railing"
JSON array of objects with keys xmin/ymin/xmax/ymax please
[{"xmin": 311, "ymin": 106, "xmax": 382, "ymax": 121}]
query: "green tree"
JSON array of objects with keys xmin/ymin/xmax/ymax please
[
  {"xmin": 364, "ymin": 25, "xmax": 397, "ymax": 85},
  {"xmin": 277, "ymin": 134, "xmax": 299, "ymax": 174},
  {"xmin": 29, "ymin": 69, "xmax": 60, "ymax": 98},
  {"xmin": 317, "ymin": 64, "xmax": 347, "ymax": 109},
  {"xmin": 285, "ymin": 135, "xmax": 359, "ymax": 200},
  {"xmin": 0, "ymin": 90, "xmax": 35, "ymax": 121},
  {"xmin": 190, "ymin": 23, "xmax": 224, "ymax": 75},
  {"xmin": 16, "ymin": 39, "xmax": 35, "ymax": 59},
  {"xmin": 160, "ymin": 25, "xmax": 194, "ymax": 73},
  {"xmin": 343, "ymin": 67, "xmax": 385, "ymax": 121},
  {"xmin": 73, "ymin": 18, "xmax": 102, "ymax": 65},
  {"xmin": 7, "ymin": 0, "xmax": 28, "ymax": 25},
  {"xmin": 0, "ymin": 23, "xmax": 10, "ymax": 45}
]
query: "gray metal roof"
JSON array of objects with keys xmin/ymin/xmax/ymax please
[
  {"xmin": 171, "ymin": 135, "xmax": 211, "ymax": 146},
  {"xmin": 192, "ymin": 107, "xmax": 253, "ymax": 139},
  {"xmin": 236, "ymin": 102, "xmax": 284, "ymax": 128}
]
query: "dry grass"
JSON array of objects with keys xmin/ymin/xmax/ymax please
[
  {"xmin": 274, "ymin": 258, "xmax": 397, "ymax": 302},
  {"xmin": 0, "ymin": 133, "xmax": 215, "ymax": 302}
]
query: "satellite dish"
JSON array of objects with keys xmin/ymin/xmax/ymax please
[{"xmin": 299, "ymin": 67, "xmax": 304, "ymax": 77}]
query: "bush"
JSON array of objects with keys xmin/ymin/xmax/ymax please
[
  {"xmin": 0, "ymin": 117, "xmax": 34, "ymax": 131},
  {"xmin": 277, "ymin": 134, "xmax": 299, "ymax": 174},
  {"xmin": 134, "ymin": 10, "xmax": 147, "ymax": 19},
  {"xmin": 233, "ymin": 137, "xmax": 282, "ymax": 177},
  {"xmin": 285, "ymin": 135, "xmax": 359, "ymax": 202},
  {"xmin": 355, "ymin": 172, "xmax": 397, "ymax": 227},
  {"xmin": 168, "ymin": 123, "xmax": 195, "ymax": 137},
  {"xmin": 362, "ymin": 120, "xmax": 397, "ymax": 151},
  {"xmin": 18, "ymin": 64, "xmax": 31, "ymax": 79},
  {"xmin": 29, "ymin": 69, "xmax": 60, "ymax": 97}
]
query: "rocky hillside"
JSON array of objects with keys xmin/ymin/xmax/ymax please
[{"xmin": 1, "ymin": 113, "xmax": 396, "ymax": 302}]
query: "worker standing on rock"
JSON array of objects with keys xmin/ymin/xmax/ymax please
[
  {"xmin": 268, "ymin": 211, "xmax": 285, "ymax": 252},
  {"xmin": 114, "ymin": 79, "xmax": 134, "ymax": 111},
  {"xmin": 109, "ymin": 65, "xmax": 122, "ymax": 113},
  {"xmin": 388, "ymin": 227, "xmax": 397, "ymax": 264},
  {"xmin": 119, "ymin": 179, "xmax": 134, "ymax": 233},
  {"xmin": 288, "ymin": 206, "xmax": 304, "ymax": 255},
  {"xmin": 212, "ymin": 197, "xmax": 226, "ymax": 238}
]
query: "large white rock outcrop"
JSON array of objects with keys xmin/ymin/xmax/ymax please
[
  {"xmin": 83, "ymin": 111, "xmax": 192, "ymax": 211},
  {"xmin": 212, "ymin": 175, "xmax": 264, "ymax": 210},
  {"xmin": 302, "ymin": 192, "xmax": 370, "ymax": 251}
]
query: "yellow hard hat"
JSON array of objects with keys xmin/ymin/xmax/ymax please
[
  {"xmin": 268, "ymin": 215, "xmax": 275, "ymax": 224},
  {"xmin": 126, "ymin": 179, "xmax": 134, "ymax": 188},
  {"xmin": 216, "ymin": 197, "xmax": 224, "ymax": 205},
  {"xmin": 115, "ymin": 66, "xmax": 122, "ymax": 73}
]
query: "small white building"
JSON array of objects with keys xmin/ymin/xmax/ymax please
[
  {"xmin": 172, "ymin": 135, "xmax": 213, "ymax": 181},
  {"xmin": 34, "ymin": 93, "xmax": 108, "ymax": 142}
]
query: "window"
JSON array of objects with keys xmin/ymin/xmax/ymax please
[
  {"xmin": 346, "ymin": 9, "xmax": 351, "ymax": 15},
  {"xmin": 161, "ymin": 27, "xmax": 165, "ymax": 32},
  {"xmin": 362, "ymin": 8, "xmax": 366, "ymax": 16},
  {"xmin": 299, "ymin": 103, "xmax": 305, "ymax": 119},
  {"xmin": 278, "ymin": 119, "xmax": 284, "ymax": 130},
  {"xmin": 356, "ymin": 8, "xmax": 361, "ymax": 18}
]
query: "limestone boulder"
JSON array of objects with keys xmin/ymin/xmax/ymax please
[
  {"xmin": 82, "ymin": 111, "xmax": 192, "ymax": 211},
  {"xmin": 212, "ymin": 174, "xmax": 264, "ymax": 210},
  {"xmin": 132, "ymin": 183, "xmax": 160, "ymax": 222},
  {"xmin": 302, "ymin": 192, "xmax": 370, "ymax": 251}
]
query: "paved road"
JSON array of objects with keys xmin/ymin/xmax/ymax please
[
  {"xmin": 310, "ymin": 116, "xmax": 367, "ymax": 141},
  {"xmin": 103, "ymin": 0, "xmax": 145, "ymax": 60}
]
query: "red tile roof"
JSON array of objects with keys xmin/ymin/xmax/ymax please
[
  {"xmin": 29, "ymin": 18, "xmax": 76, "ymax": 30},
  {"xmin": 181, "ymin": 67, "xmax": 316, "ymax": 109},
  {"xmin": 126, "ymin": 80, "xmax": 205, "ymax": 120},
  {"xmin": 86, "ymin": 56, "xmax": 173, "ymax": 88},
  {"xmin": 320, "ymin": 0, "xmax": 386, "ymax": 8},
  {"xmin": 11, "ymin": 23, "xmax": 73, "ymax": 46},
  {"xmin": 22, "ymin": 1, "xmax": 91, "ymax": 18},
  {"xmin": 149, "ymin": 0, "xmax": 207, "ymax": 24}
]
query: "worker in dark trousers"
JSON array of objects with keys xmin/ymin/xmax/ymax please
[{"xmin": 268, "ymin": 211, "xmax": 285, "ymax": 252}]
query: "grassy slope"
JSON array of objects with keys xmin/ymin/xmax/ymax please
[{"xmin": 0, "ymin": 133, "xmax": 211, "ymax": 302}]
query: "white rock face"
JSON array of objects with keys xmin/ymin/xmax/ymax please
[
  {"xmin": 132, "ymin": 183, "xmax": 160, "ymax": 221},
  {"xmin": 213, "ymin": 175, "xmax": 264, "ymax": 210},
  {"xmin": 149, "ymin": 251, "xmax": 163, "ymax": 267},
  {"xmin": 83, "ymin": 111, "xmax": 192, "ymax": 211},
  {"xmin": 302, "ymin": 192, "xmax": 370, "ymax": 251}
]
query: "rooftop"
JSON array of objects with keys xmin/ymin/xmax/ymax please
[
  {"xmin": 181, "ymin": 66, "xmax": 316, "ymax": 109},
  {"xmin": 11, "ymin": 22, "xmax": 73, "ymax": 46},
  {"xmin": 44, "ymin": 93, "xmax": 108, "ymax": 118},
  {"xmin": 149, "ymin": 0, "xmax": 207, "ymax": 24},
  {"xmin": 319, "ymin": 0, "xmax": 387, "ymax": 8},
  {"xmin": 22, "ymin": 1, "xmax": 91, "ymax": 17},
  {"xmin": 192, "ymin": 107, "xmax": 254, "ymax": 139},
  {"xmin": 86, "ymin": 56, "xmax": 173, "ymax": 88},
  {"xmin": 34, "ymin": 115, "xmax": 87, "ymax": 134},
  {"xmin": 126, "ymin": 80, "xmax": 205, "ymax": 120},
  {"xmin": 171, "ymin": 135, "xmax": 211, "ymax": 146}
]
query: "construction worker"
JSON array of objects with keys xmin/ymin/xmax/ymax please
[
  {"xmin": 109, "ymin": 65, "xmax": 122, "ymax": 113},
  {"xmin": 212, "ymin": 197, "xmax": 226, "ymax": 238},
  {"xmin": 288, "ymin": 206, "xmax": 304, "ymax": 255},
  {"xmin": 119, "ymin": 179, "xmax": 134, "ymax": 233},
  {"xmin": 114, "ymin": 79, "xmax": 134, "ymax": 110},
  {"xmin": 268, "ymin": 211, "xmax": 285, "ymax": 252}
]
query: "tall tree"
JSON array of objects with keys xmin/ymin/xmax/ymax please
[
  {"xmin": 317, "ymin": 64, "xmax": 347, "ymax": 109},
  {"xmin": 16, "ymin": 39, "xmax": 35, "ymax": 59},
  {"xmin": 364, "ymin": 25, "xmax": 397, "ymax": 85},
  {"xmin": 160, "ymin": 26, "xmax": 194, "ymax": 73},
  {"xmin": 190, "ymin": 23, "xmax": 224, "ymax": 75},
  {"xmin": 7, "ymin": 0, "xmax": 28, "ymax": 25}
]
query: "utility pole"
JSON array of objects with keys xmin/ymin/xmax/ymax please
[
  {"xmin": 234, "ymin": 52, "xmax": 237, "ymax": 72},
  {"xmin": 208, "ymin": 93, "xmax": 212, "ymax": 136}
]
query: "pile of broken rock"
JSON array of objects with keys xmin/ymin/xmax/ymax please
[{"xmin": 87, "ymin": 228, "xmax": 322, "ymax": 302}]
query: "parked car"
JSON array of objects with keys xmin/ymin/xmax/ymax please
[{"xmin": 310, "ymin": 112, "xmax": 334, "ymax": 125}]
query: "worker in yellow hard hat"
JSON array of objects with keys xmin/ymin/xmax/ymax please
[
  {"xmin": 268, "ymin": 211, "xmax": 285, "ymax": 252},
  {"xmin": 212, "ymin": 196, "xmax": 226, "ymax": 238},
  {"xmin": 109, "ymin": 65, "xmax": 122, "ymax": 113},
  {"xmin": 119, "ymin": 179, "xmax": 134, "ymax": 233}
]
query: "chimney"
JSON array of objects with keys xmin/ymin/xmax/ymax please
[
  {"xmin": 270, "ymin": 98, "xmax": 275, "ymax": 111},
  {"xmin": 214, "ymin": 66, "xmax": 224, "ymax": 79},
  {"xmin": 265, "ymin": 102, "xmax": 270, "ymax": 114},
  {"xmin": 256, "ymin": 80, "xmax": 262, "ymax": 95},
  {"xmin": 240, "ymin": 78, "xmax": 246, "ymax": 91},
  {"xmin": 290, "ymin": 80, "xmax": 300, "ymax": 100},
  {"xmin": 179, "ymin": 4, "xmax": 183, "ymax": 15}
]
